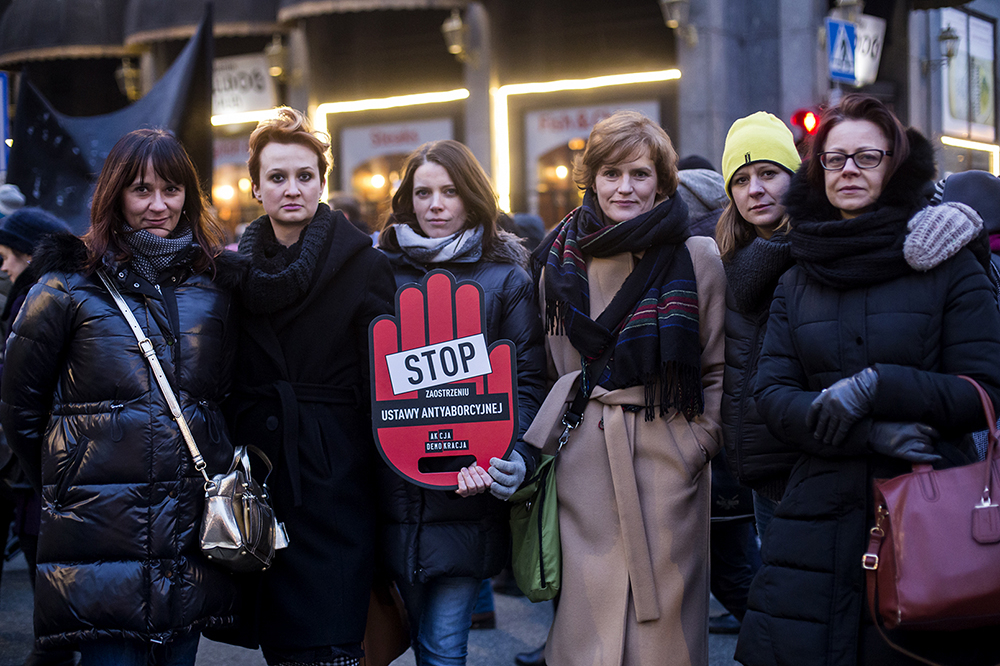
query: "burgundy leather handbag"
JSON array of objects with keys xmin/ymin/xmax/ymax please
[{"xmin": 863, "ymin": 375, "xmax": 1000, "ymax": 641}]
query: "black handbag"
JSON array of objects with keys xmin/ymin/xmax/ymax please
[{"xmin": 98, "ymin": 269, "xmax": 288, "ymax": 572}]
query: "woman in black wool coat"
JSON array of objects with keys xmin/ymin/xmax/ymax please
[
  {"xmin": 735, "ymin": 94, "xmax": 1000, "ymax": 666},
  {"xmin": 223, "ymin": 107, "xmax": 397, "ymax": 666}
]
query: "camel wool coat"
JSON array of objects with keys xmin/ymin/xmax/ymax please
[{"xmin": 525, "ymin": 235, "xmax": 726, "ymax": 666}]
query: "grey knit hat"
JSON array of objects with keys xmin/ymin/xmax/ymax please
[
  {"xmin": 0, "ymin": 206, "xmax": 72, "ymax": 256},
  {"xmin": 0, "ymin": 183, "xmax": 26, "ymax": 217}
]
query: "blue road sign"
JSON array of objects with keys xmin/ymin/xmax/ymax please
[{"xmin": 826, "ymin": 17, "xmax": 857, "ymax": 84}]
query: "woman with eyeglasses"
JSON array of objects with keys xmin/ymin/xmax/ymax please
[{"xmin": 735, "ymin": 93, "xmax": 1000, "ymax": 666}]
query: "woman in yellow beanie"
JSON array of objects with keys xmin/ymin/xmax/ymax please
[{"xmin": 716, "ymin": 112, "xmax": 802, "ymax": 550}]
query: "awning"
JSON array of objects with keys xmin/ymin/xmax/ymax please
[
  {"xmin": 0, "ymin": 0, "xmax": 136, "ymax": 67},
  {"xmin": 278, "ymin": 0, "xmax": 465, "ymax": 22},
  {"xmin": 124, "ymin": 0, "xmax": 280, "ymax": 44}
]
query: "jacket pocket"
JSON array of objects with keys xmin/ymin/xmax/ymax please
[{"xmin": 53, "ymin": 434, "xmax": 90, "ymax": 506}]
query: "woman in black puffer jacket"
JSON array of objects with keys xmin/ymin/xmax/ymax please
[
  {"xmin": 377, "ymin": 140, "xmax": 545, "ymax": 665},
  {"xmin": 736, "ymin": 94, "xmax": 1000, "ymax": 666},
  {"xmin": 0, "ymin": 130, "xmax": 241, "ymax": 665}
]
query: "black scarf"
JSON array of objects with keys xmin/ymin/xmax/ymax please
[
  {"xmin": 789, "ymin": 207, "xmax": 914, "ymax": 288},
  {"xmin": 532, "ymin": 189, "xmax": 703, "ymax": 420},
  {"xmin": 784, "ymin": 127, "xmax": 937, "ymax": 290},
  {"xmin": 724, "ymin": 233, "xmax": 793, "ymax": 314},
  {"xmin": 239, "ymin": 203, "xmax": 333, "ymax": 314},
  {"xmin": 121, "ymin": 224, "xmax": 194, "ymax": 285}
]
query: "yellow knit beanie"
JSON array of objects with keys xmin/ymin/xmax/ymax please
[{"xmin": 721, "ymin": 112, "xmax": 801, "ymax": 199}]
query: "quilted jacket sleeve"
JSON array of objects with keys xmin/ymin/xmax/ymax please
[
  {"xmin": 755, "ymin": 277, "xmax": 873, "ymax": 458},
  {"xmin": 0, "ymin": 274, "xmax": 75, "ymax": 490},
  {"xmin": 872, "ymin": 250, "xmax": 1000, "ymax": 437}
]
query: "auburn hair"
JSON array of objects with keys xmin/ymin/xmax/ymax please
[{"xmin": 247, "ymin": 106, "xmax": 330, "ymax": 188}]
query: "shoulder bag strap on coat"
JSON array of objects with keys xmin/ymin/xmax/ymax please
[{"xmin": 96, "ymin": 269, "xmax": 212, "ymax": 486}]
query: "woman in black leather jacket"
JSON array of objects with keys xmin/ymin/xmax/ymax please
[
  {"xmin": 377, "ymin": 139, "xmax": 545, "ymax": 666},
  {"xmin": 0, "ymin": 129, "xmax": 240, "ymax": 666}
]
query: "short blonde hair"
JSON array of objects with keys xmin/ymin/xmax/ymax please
[
  {"xmin": 247, "ymin": 107, "xmax": 331, "ymax": 188},
  {"xmin": 574, "ymin": 110, "xmax": 679, "ymax": 197}
]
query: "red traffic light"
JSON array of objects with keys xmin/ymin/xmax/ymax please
[{"xmin": 791, "ymin": 108, "xmax": 819, "ymax": 135}]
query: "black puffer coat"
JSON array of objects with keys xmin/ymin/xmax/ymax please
[
  {"xmin": 0, "ymin": 234, "xmax": 242, "ymax": 648},
  {"xmin": 378, "ymin": 229, "xmax": 546, "ymax": 584},
  {"xmin": 721, "ymin": 236, "xmax": 799, "ymax": 501},
  {"xmin": 736, "ymin": 132, "xmax": 1000, "ymax": 666}
]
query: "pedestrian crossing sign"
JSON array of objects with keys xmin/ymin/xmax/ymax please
[{"xmin": 826, "ymin": 17, "xmax": 857, "ymax": 84}]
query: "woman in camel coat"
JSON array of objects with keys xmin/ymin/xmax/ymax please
[{"xmin": 525, "ymin": 110, "xmax": 726, "ymax": 666}]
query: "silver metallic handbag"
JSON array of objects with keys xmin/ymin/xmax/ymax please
[{"xmin": 97, "ymin": 269, "xmax": 289, "ymax": 572}]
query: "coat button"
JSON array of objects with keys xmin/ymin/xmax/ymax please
[
  {"xmin": 118, "ymin": 271, "xmax": 126, "ymax": 278},
  {"xmin": 133, "ymin": 283, "xmax": 140, "ymax": 288},
  {"xmin": 266, "ymin": 416, "xmax": 279, "ymax": 431},
  {"xmin": 168, "ymin": 490, "xmax": 177, "ymax": 498},
  {"xmin": 856, "ymin": 336, "xmax": 863, "ymax": 345}
]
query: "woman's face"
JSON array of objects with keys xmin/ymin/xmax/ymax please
[
  {"xmin": 122, "ymin": 159, "xmax": 185, "ymax": 238},
  {"xmin": 412, "ymin": 161, "xmax": 468, "ymax": 238},
  {"xmin": 730, "ymin": 161, "xmax": 792, "ymax": 239},
  {"xmin": 0, "ymin": 245, "xmax": 29, "ymax": 282},
  {"xmin": 594, "ymin": 148, "xmax": 660, "ymax": 224},
  {"xmin": 253, "ymin": 141, "xmax": 324, "ymax": 237},
  {"xmin": 822, "ymin": 119, "xmax": 891, "ymax": 219}
]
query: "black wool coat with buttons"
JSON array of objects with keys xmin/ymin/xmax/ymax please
[
  {"xmin": 0, "ymin": 233, "xmax": 243, "ymax": 649},
  {"xmin": 735, "ymin": 135, "xmax": 1000, "ymax": 666},
  {"xmin": 224, "ymin": 210, "xmax": 397, "ymax": 651}
]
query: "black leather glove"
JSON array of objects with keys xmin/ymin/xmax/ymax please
[
  {"xmin": 868, "ymin": 422, "xmax": 941, "ymax": 463},
  {"xmin": 806, "ymin": 367, "xmax": 879, "ymax": 447}
]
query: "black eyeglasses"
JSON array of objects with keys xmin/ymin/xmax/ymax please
[{"xmin": 819, "ymin": 149, "xmax": 892, "ymax": 171}]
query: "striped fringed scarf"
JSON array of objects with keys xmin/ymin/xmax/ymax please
[{"xmin": 531, "ymin": 189, "xmax": 704, "ymax": 420}]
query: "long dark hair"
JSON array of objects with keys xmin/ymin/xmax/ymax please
[
  {"xmin": 380, "ymin": 140, "xmax": 500, "ymax": 256},
  {"xmin": 84, "ymin": 129, "xmax": 225, "ymax": 275}
]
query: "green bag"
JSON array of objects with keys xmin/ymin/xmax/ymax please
[{"xmin": 509, "ymin": 453, "xmax": 560, "ymax": 602}]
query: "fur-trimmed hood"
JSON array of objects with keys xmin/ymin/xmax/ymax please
[
  {"xmin": 783, "ymin": 127, "xmax": 936, "ymax": 223},
  {"xmin": 29, "ymin": 232, "xmax": 248, "ymax": 290}
]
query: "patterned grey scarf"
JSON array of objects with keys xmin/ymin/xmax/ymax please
[
  {"xmin": 392, "ymin": 224, "xmax": 483, "ymax": 264},
  {"xmin": 121, "ymin": 223, "xmax": 194, "ymax": 285}
]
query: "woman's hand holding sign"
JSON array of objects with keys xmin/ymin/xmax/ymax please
[{"xmin": 370, "ymin": 270, "xmax": 519, "ymax": 491}]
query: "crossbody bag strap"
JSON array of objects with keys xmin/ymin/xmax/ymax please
[
  {"xmin": 556, "ymin": 341, "xmax": 617, "ymax": 451},
  {"xmin": 96, "ymin": 269, "xmax": 211, "ymax": 485}
]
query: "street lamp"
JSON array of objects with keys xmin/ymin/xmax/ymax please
[{"xmin": 922, "ymin": 26, "xmax": 960, "ymax": 75}]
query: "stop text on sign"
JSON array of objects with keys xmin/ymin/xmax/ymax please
[{"xmin": 385, "ymin": 333, "xmax": 492, "ymax": 395}]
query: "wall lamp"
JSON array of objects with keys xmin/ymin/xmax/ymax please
[
  {"xmin": 922, "ymin": 26, "xmax": 960, "ymax": 75},
  {"xmin": 441, "ymin": 9, "xmax": 474, "ymax": 64},
  {"xmin": 658, "ymin": 0, "xmax": 697, "ymax": 48},
  {"xmin": 265, "ymin": 34, "xmax": 287, "ymax": 81},
  {"xmin": 116, "ymin": 58, "xmax": 142, "ymax": 101}
]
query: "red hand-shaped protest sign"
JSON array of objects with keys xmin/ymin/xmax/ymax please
[{"xmin": 370, "ymin": 270, "xmax": 518, "ymax": 489}]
